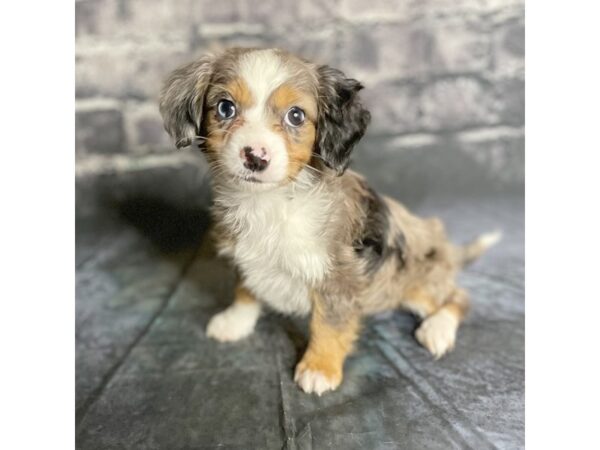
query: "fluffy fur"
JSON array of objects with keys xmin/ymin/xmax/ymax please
[{"xmin": 159, "ymin": 48, "xmax": 500, "ymax": 395}]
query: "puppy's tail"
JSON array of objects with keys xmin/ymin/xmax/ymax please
[{"xmin": 453, "ymin": 231, "xmax": 502, "ymax": 267}]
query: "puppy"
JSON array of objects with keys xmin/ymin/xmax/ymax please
[{"xmin": 159, "ymin": 48, "xmax": 500, "ymax": 395}]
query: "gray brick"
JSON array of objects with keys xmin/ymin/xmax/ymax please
[
  {"xmin": 192, "ymin": 20, "xmax": 340, "ymax": 64},
  {"xmin": 123, "ymin": 102, "xmax": 172, "ymax": 154},
  {"xmin": 192, "ymin": 0, "xmax": 246, "ymax": 23},
  {"xmin": 339, "ymin": 0, "xmax": 516, "ymax": 24},
  {"xmin": 419, "ymin": 77, "xmax": 499, "ymax": 131},
  {"xmin": 495, "ymin": 76, "xmax": 524, "ymax": 126},
  {"xmin": 193, "ymin": 23, "xmax": 273, "ymax": 53},
  {"xmin": 426, "ymin": 16, "xmax": 491, "ymax": 74},
  {"xmin": 456, "ymin": 127, "xmax": 524, "ymax": 185},
  {"xmin": 76, "ymin": 43, "xmax": 192, "ymax": 100},
  {"xmin": 76, "ymin": 0, "xmax": 208, "ymax": 39},
  {"xmin": 296, "ymin": 0, "xmax": 339, "ymax": 23},
  {"xmin": 365, "ymin": 76, "xmax": 499, "ymax": 135},
  {"xmin": 483, "ymin": 0, "xmax": 523, "ymax": 9},
  {"xmin": 364, "ymin": 82, "xmax": 421, "ymax": 135},
  {"xmin": 275, "ymin": 26, "xmax": 339, "ymax": 65},
  {"xmin": 75, "ymin": 0, "xmax": 119, "ymax": 36},
  {"xmin": 240, "ymin": 0, "xmax": 337, "ymax": 29},
  {"xmin": 339, "ymin": 18, "xmax": 491, "ymax": 83},
  {"xmin": 337, "ymin": 26, "xmax": 379, "ymax": 79},
  {"xmin": 76, "ymin": 99, "xmax": 124, "ymax": 155},
  {"xmin": 410, "ymin": 0, "xmax": 517, "ymax": 18},
  {"xmin": 122, "ymin": 0, "xmax": 197, "ymax": 36},
  {"xmin": 492, "ymin": 16, "xmax": 525, "ymax": 78},
  {"xmin": 240, "ymin": 0, "xmax": 299, "ymax": 28},
  {"xmin": 339, "ymin": 0, "xmax": 411, "ymax": 21}
]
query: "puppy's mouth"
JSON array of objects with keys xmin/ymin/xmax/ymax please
[
  {"xmin": 222, "ymin": 165, "xmax": 282, "ymax": 187},
  {"xmin": 242, "ymin": 175, "xmax": 262, "ymax": 183},
  {"xmin": 239, "ymin": 170, "xmax": 279, "ymax": 185},
  {"xmin": 238, "ymin": 173, "xmax": 281, "ymax": 188}
]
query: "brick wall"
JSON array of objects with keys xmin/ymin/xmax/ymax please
[{"xmin": 75, "ymin": 0, "xmax": 524, "ymax": 189}]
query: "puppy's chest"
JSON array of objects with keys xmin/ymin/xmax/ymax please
[
  {"xmin": 223, "ymin": 192, "xmax": 332, "ymax": 283},
  {"xmin": 216, "ymin": 190, "xmax": 332, "ymax": 314}
]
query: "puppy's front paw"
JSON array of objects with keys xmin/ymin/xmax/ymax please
[
  {"xmin": 294, "ymin": 360, "xmax": 342, "ymax": 396},
  {"xmin": 206, "ymin": 303, "xmax": 260, "ymax": 342},
  {"xmin": 415, "ymin": 309, "xmax": 458, "ymax": 359}
]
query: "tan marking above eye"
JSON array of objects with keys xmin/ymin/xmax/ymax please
[
  {"xmin": 269, "ymin": 84, "xmax": 317, "ymax": 122},
  {"xmin": 224, "ymin": 78, "xmax": 254, "ymax": 110}
]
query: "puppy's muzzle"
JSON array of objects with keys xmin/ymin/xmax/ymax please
[{"xmin": 241, "ymin": 146, "xmax": 270, "ymax": 172}]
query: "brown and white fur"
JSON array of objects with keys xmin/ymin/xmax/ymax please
[{"xmin": 159, "ymin": 48, "xmax": 501, "ymax": 395}]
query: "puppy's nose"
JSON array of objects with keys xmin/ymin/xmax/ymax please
[{"xmin": 241, "ymin": 146, "xmax": 270, "ymax": 172}]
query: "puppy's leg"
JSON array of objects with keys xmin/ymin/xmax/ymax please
[
  {"xmin": 206, "ymin": 285, "xmax": 261, "ymax": 342},
  {"xmin": 294, "ymin": 294, "xmax": 360, "ymax": 395},
  {"xmin": 414, "ymin": 288, "xmax": 469, "ymax": 359}
]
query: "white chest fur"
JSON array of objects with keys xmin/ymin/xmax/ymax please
[{"xmin": 214, "ymin": 177, "xmax": 333, "ymax": 316}]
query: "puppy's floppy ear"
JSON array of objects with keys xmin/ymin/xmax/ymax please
[
  {"xmin": 159, "ymin": 55, "xmax": 214, "ymax": 149},
  {"xmin": 315, "ymin": 65, "xmax": 371, "ymax": 175}
]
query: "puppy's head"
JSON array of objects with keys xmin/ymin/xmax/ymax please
[{"xmin": 159, "ymin": 48, "xmax": 370, "ymax": 186}]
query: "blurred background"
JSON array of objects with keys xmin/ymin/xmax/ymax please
[{"xmin": 75, "ymin": 0, "xmax": 524, "ymax": 217}]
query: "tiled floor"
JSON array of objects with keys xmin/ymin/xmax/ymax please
[{"xmin": 76, "ymin": 190, "xmax": 524, "ymax": 449}]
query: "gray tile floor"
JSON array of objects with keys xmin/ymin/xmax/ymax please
[
  {"xmin": 76, "ymin": 185, "xmax": 524, "ymax": 449},
  {"xmin": 76, "ymin": 134, "xmax": 524, "ymax": 448}
]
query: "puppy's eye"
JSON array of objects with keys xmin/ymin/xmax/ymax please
[
  {"xmin": 217, "ymin": 99, "xmax": 236, "ymax": 120},
  {"xmin": 284, "ymin": 107, "xmax": 305, "ymax": 127}
]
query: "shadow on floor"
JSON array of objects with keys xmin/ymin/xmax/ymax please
[{"xmin": 115, "ymin": 196, "xmax": 212, "ymax": 254}]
